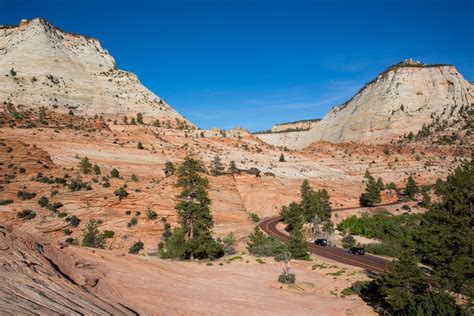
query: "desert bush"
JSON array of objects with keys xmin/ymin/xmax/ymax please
[
  {"xmin": 66, "ymin": 215, "xmax": 81, "ymax": 227},
  {"xmin": 38, "ymin": 196, "xmax": 49, "ymax": 207},
  {"xmin": 249, "ymin": 212, "xmax": 260, "ymax": 223},
  {"xmin": 146, "ymin": 209, "xmax": 158, "ymax": 220},
  {"xmin": 110, "ymin": 168, "xmax": 120, "ymax": 178},
  {"xmin": 82, "ymin": 219, "xmax": 105, "ymax": 249},
  {"xmin": 129, "ymin": 241, "xmax": 144, "ymax": 254},
  {"xmin": 17, "ymin": 209, "xmax": 36, "ymax": 220},
  {"xmin": 102, "ymin": 230, "xmax": 115, "ymax": 239},
  {"xmin": 17, "ymin": 190, "xmax": 37, "ymax": 200},
  {"xmin": 0, "ymin": 199, "xmax": 14, "ymax": 205},
  {"xmin": 342, "ymin": 234, "xmax": 356, "ymax": 249},
  {"xmin": 127, "ymin": 216, "xmax": 138, "ymax": 227},
  {"xmin": 278, "ymin": 272, "xmax": 295, "ymax": 284},
  {"xmin": 114, "ymin": 187, "xmax": 128, "ymax": 200}
]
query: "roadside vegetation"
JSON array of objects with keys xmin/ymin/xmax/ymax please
[{"xmin": 344, "ymin": 161, "xmax": 473, "ymax": 314}]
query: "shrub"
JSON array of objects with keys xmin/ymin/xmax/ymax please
[
  {"xmin": 249, "ymin": 212, "xmax": 260, "ymax": 223},
  {"xmin": 279, "ymin": 153, "xmax": 285, "ymax": 162},
  {"xmin": 65, "ymin": 237, "xmax": 78, "ymax": 245},
  {"xmin": 131, "ymin": 174, "xmax": 138, "ymax": 182},
  {"xmin": 341, "ymin": 280, "xmax": 371, "ymax": 296},
  {"xmin": 38, "ymin": 196, "xmax": 49, "ymax": 207},
  {"xmin": 17, "ymin": 190, "xmax": 37, "ymax": 200},
  {"xmin": 110, "ymin": 168, "xmax": 120, "ymax": 178},
  {"xmin": 0, "ymin": 199, "xmax": 14, "ymax": 205},
  {"xmin": 63, "ymin": 228, "xmax": 72, "ymax": 235},
  {"xmin": 114, "ymin": 187, "xmax": 128, "ymax": 200},
  {"xmin": 247, "ymin": 226, "xmax": 288, "ymax": 260},
  {"xmin": 342, "ymin": 234, "xmax": 356, "ymax": 249},
  {"xmin": 79, "ymin": 157, "xmax": 92, "ymax": 174},
  {"xmin": 129, "ymin": 240, "xmax": 144, "ymax": 254},
  {"xmin": 102, "ymin": 230, "xmax": 115, "ymax": 239},
  {"xmin": 127, "ymin": 216, "xmax": 138, "ymax": 228},
  {"xmin": 278, "ymin": 272, "xmax": 295, "ymax": 284},
  {"xmin": 146, "ymin": 209, "xmax": 158, "ymax": 220},
  {"xmin": 66, "ymin": 215, "xmax": 81, "ymax": 227},
  {"xmin": 82, "ymin": 219, "xmax": 105, "ymax": 249},
  {"xmin": 17, "ymin": 209, "xmax": 36, "ymax": 220},
  {"xmin": 93, "ymin": 164, "xmax": 101, "ymax": 175},
  {"xmin": 137, "ymin": 142, "xmax": 144, "ymax": 150},
  {"xmin": 222, "ymin": 232, "xmax": 236, "ymax": 255}
]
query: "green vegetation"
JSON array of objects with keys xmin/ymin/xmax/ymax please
[
  {"xmin": 127, "ymin": 216, "xmax": 138, "ymax": 228},
  {"xmin": 163, "ymin": 161, "xmax": 175, "ymax": 177},
  {"xmin": 136, "ymin": 112, "xmax": 144, "ymax": 124},
  {"xmin": 93, "ymin": 164, "xmax": 101, "ymax": 175},
  {"xmin": 131, "ymin": 174, "xmax": 138, "ymax": 182},
  {"xmin": 222, "ymin": 232, "xmax": 236, "ymax": 255},
  {"xmin": 79, "ymin": 157, "xmax": 92, "ymax": 174},
  {"xmin": 247, "ymin": 226, "xmax": 287, "ymax": 260},
  {"xmin": 279, "ymin": 153, "xmax": 285, "ymax": 162},
  {"xmin": 359, "ymin": 174, "xmax": 381, "ymax": 207},
  {"xmin": 17, "ymin": 209, "xmax": 36, "ymax": 220},
  {"xmin": 82, "ymin": 219, "xmax": 105, "ymax": 249},
  {"xmin": 299, "ymin": 179, "xmax": 331, "ymax": 222},
  {"xmin": 114, "ymin": 187, "xmax": 128, "ymax": 200},
  {"xmin": 137, "ymin": 141, "xmax": 144, "ymax": 149},
  {"xmin": 405, "ymin": 175, "xmax": 419, "ymax": 198},
  {"xmin": 65, "ymin": 215, "xmax": 80, "ymax": 228},
  {"xmin": 341, "ymin": 234, "xmax": 356, "ymax": 249},
  {"xmin": 159, "ymin": 156, "xmax": 223, "ymax": 260},
  {"xmin": 249, "ymin": 212, "xmax": 260, "ymax": 223},
  {"xmin": 348, "ymin": 162, "xmax": 473, "ymax": 313},
  {"xmin": 210, "ymin": 154, "xmax": 225, "ymax": 176},
  {"xmin": 110, "ymin": 168, "xmax": 120, "ymax": 178},
  {"xmin": 0, "ymin": 199, "xmax": 14, "ymax": 205},
  {"xmin": 17, "ymin": 190, "xmax": 37, "ymax": 200},
  {"xmin": 146, "ymin": 209, "xmax": 158, "ymax": 220},
  {"xmin": 129, "ymin": 241, "xmax": 144, "ymax": 254},
  {"xmin": 228, "ymin": 160, "xmax": 238, "ymax": 174},
  {"xmin": 103, "ymin": 230, "xmax": 115, "ymax": 239}
]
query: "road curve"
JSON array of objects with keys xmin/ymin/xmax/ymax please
[{"xmin": 257, "ymin": 198, "xmax": 408, "ymax": 273}]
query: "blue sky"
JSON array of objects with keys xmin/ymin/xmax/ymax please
[{"xmin": 2, "ymin": 0, "xmax": 473, "ymax": 131}]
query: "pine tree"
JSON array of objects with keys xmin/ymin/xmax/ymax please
[
  {"xmin": 136, "ymin": 112, "xmax": 144, "ymax": 124},
  {"xmin": 210, "ymin": 154, "xmax": 225, "ymax": 176},
  {"xmin": 405, "ymin": 175, "xmax": 419, "ymax": 198},
  {"xmin": 93, "ymin": 164, "xmax": 101, "ymax": 175},
  {"xmin": 160, "ymin": 156, "xmax": 223, "ymax": 260},
  {"xmin": 287, "ymin": 211, "xmax": 309, "ymax": 260},
  {"xmin": 376, "ymin": 177, "xmax": 385, "ymax": 190},
  {"xmin": 279, "ymin": 153, "xmax": 285, "ymax": 162},
  {"xmin": 360, "ymin": 176, "xmax": 381, "ymax": 207},
  {"xmin": 280, "ymin": 202, "xmax": 304, "ymax": 230},
  {"xmin": 228, "ymin": 160, "xmax": 238, "ymax": 174}
]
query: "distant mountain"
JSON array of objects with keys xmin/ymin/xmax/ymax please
[
  {"xmin": 258, "ymin": 59, "xmax": 473, "ymax": 148},
  {"xmin": 0, "ymin": 18, "xmax": 192, "ymax": 127}
]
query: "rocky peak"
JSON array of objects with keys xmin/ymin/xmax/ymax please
[{"xmin": 0, "ymin": 18, "xmax": 193, "ymax": 127}]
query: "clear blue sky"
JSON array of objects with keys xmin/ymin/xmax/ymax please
[{"xmin": 2, "ymin": 0, "xmax": 473, "ymax": 131}]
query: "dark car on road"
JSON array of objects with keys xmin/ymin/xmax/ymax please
[
  {"xmin": 314, "ymin": 238, "xmax": 328, "ymax": 246},
  {"xmin": 349, "ymin": 247, "xmax": 365, "ymax": 255}
]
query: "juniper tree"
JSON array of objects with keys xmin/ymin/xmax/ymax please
[
  {"xmin": 136, "ymin": 112, "xmax": 144, "ymax": 124},
  {"xmin": 82, "ymin": 219, "xmax": 105, "ymax": 249},
  {"xmin": 228, "ymin": 160, "xmax": 238, "ymax": 174},
  {"xmin": 279, "ymin": 153, "xmax": 285, "ymax": 162}
]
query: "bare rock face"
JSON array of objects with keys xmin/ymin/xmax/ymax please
[
  {"xmin": 263, "ymin": 60, "xmax": 473, "ymax": 148},
  {"xmin": 0, "ymin": 224, "xmax": 134, "ymax": 315},
  {"xmin": 0, "ymin": 18, "xmax": 192, "ymax": 126},
  {"xmin": 271, "ymin": 119, "xmax": 320, "ymax": 132}
]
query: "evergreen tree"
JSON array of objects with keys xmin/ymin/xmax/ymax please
[
  {"xmin": 160, "ymin": 156, "xmax": 223, "ymax": 260},
  {"xmin": 228, "ymin": 160, "xmax": 238, "ymax": 174},
  {"xmin": 93, "ymin": 164, "xmax": 101, "ymax": 175},
  {"xmin": 360, "ymin": 176, "xmax": 381, "ymax": 207},
  {"xmin": 280, "ymin": 202, "xmax": 304, "ymax": 230},
  {"xmin": 405, "ymin": 175, "xmax": 419, "ymax": 198},
  {"xmin": 279, "ymin": 153, "xmax": 286, "ymax": 162},
  {"xmin": 82, "ymin": 219, "xmax": 105, "ymax": 249},
  {"xmin": 110, "ymin": 168, "xmax": 120, "ymax": 178},
  {"xmin": 79, "ymin": 157, "xmax": 92, "ymax": 174},
  {"xmin": 417, "ymin": 161, "xmax": 473, "ymax": 301},
  {"xmin": 164, "ymin": 161, "xmax": 176, "ymax": 177},
  {"xmin": 210, "ymin": 154, "xmax": 225, "ymax": 176},
  {"xmin": 364, "ymin": 169, "xmax": 372, "ymax": 179},
  {"xmin": 376, "ymin": 177, "xmax": 385, "ymax": 191},
  {"xmin": 137, "ymin": 141, "xmax": 144, "ymax": 149},
  {"xmin": 136, "ymin": 112, "xmax": 144, "ymax": 124},
  {"xmin": 299, "ymin": 180, "xmax": 332, "ymax": 223}
]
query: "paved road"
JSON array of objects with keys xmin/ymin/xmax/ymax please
[{"xmin": 258, "ymin": 199, "xmax": 407, "ymax": 273}]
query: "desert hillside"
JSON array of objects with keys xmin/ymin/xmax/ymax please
[
  {"xmin": 0, "ymin": 18, "xmax": 191, "ymax": 127},
  {"xmin": 0, "ymin": 18, "xmax": 472, "ymax": 316},
  {"xmin": 257, "ymin": 59, "xmax": 473, "ymax": 148}
]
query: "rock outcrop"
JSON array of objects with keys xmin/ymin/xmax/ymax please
[
  {"xmin": 271, "ymin": 119, "xmax": 320, "ymax": 132},
  {"xmin": 0, "ymin": 18, "xmax": 192, "ymax": 126},
  {"xmin": 0, "ymin": 224, "xmax": 134, "ymax": 315},
  {"xmin": 258, "ymin": 60, "xmax": 473, "ymax": 148}
]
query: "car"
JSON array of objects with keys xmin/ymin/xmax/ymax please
[
  {"xmin": 314, "ymin": 238, "xmax": 328, "ymax": 246},
  {"xmin": 349, "ymin": 247, "xmax": 365, "ymax": 255}
]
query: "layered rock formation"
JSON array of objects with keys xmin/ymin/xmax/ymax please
[
  {"xmin": 271, "ymin": 119, "xmax": 320, "ymax": 132},
  {"xmin": 258, "ymin": 59, "xmax": 473, "ymax": 148},
  {"xmin": 0, "ymin": 18, "xmax": 192, "ymax": 126}
]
